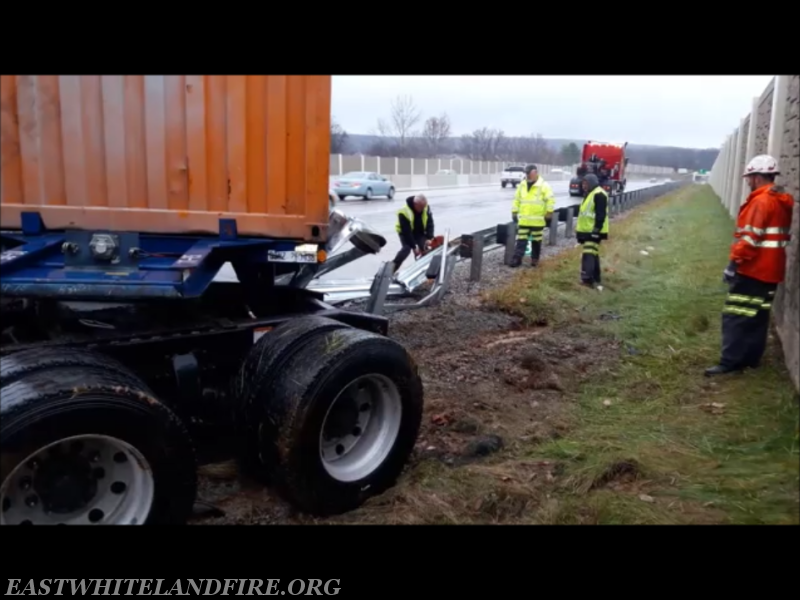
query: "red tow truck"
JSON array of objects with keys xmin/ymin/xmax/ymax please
[{"xmin": 569, "ymin": 141, "xmax": 629, "ymax": 196}]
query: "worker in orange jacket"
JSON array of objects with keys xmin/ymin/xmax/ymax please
[{"xmin": 705, "ymin": 155, "xmax": 794, "ymax": 376}]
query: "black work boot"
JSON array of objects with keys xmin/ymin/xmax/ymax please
[
  {"xmin": 530, "ymin": 259, "xmax": 539, "ymax": 267},
  {"xmin": 704, "ymin": 365, "xmax": 740, "ymax": 376}
]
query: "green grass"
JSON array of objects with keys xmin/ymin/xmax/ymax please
[{"xmin": 482, "ymin": 185, "xmax": 799, "ymax": 524}]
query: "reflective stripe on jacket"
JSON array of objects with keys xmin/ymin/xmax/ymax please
[
  {"xmin": 576, "ymin": 187, "xmax": 610, "ymax": 234},
  {"xmin": 731, "ymin": 183, "xmax": 794, "ymax": 283},
  {"xmin": 396, "ymin": 204, "xmax": 429, "ymax": 233},
  {"xmin": 512, "ymin": 178, "xmax": 555, "ymax": 227}
]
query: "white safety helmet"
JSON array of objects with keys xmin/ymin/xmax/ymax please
[{"xmin": 743, "ymin": 154, "xmax": 780, "ymax": 177}]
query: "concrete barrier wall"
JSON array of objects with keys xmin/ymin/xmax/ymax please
[
  {"xmin": 709, "ymin": 75, "xmax": 799, "ymax": 391},
  {"xmin": 329, "ymin": 154, "xmax": 674, "ymax": 190}
]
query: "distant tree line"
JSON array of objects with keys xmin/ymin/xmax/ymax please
[{"xmin": 331, "ymin": 95, "xmax": 719, "ymax": 171}]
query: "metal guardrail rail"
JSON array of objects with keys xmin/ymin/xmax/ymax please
[{"xmin": 307, "ymin": 181, "xmax": 688, "ymax": 313}]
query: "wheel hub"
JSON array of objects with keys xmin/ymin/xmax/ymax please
[
  {"xmin": 321, "ymin": 384, "xmax": 371, "ymax": 459},
  {"xmin": 319, "ymin": 374, "xmax": 402, "ymax": 483},
  {"xmin": 322, "ymin": 392, "xmax": 362, "ymax": 440},
  {"xmin": 33, "ymin": 448, "xmax": 98, "ymax": 514}
]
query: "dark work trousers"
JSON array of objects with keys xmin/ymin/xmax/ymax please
[
  {"xmin": 512, "ymin": 225, "xmax": 544, "ymax": 266},
  {"xmin": 580, "ymin": 239, "xmax": 602, "ymax": 285},
  {"xmin": 720, "ymin": 274, "xmax": 777, "ymax": 369},
  {"xmin": 392, "ymin": 233, "xmax": 427, "ymax": 272}
]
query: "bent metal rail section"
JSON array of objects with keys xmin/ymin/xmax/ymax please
[{"xmin": 308, "ymin": 181, "xmax": 688, "ymax": 311}]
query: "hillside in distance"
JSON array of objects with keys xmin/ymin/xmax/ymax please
[{"xmin": 339, "ymin": 133, "xmax": 719, "ymax": 171}]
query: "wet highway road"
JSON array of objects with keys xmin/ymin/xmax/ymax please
[
  {"xmin": 214, "ymin": 179, "xmax": 662, "ymax": 283},
  {"xmin": 320, "ymin": 179, "xmax": 660, "ymax": 280}
]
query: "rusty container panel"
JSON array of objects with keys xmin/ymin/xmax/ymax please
[{"xmin": 0, "ymin": 75, "xmax": 331, "ymax": 242}]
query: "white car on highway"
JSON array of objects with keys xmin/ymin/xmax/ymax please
[
  {"xmin": 500, "ymin": 166, "xmax": 525, "ymax": 188},
  {"xmin": 331, "ymin": 171, "xmax": 396, "ymax": 201}
]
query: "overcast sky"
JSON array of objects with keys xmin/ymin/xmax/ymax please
[{"xmin": 331, "ymin": 76, "xmax": 775, "ymax": 149}]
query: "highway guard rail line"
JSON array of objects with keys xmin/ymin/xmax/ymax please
[{"xmin": 308, "ymin": 181, "xmax": 689, "ymax": 310}]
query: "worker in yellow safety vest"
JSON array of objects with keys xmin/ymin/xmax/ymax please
[
  {"xmin": 392, "ymin": 194, "xmax": 435, "ymax": 273},
  {"xmin": 575, "ymin": 173, "xmax": 609, "ymax": 289},
  {"xmin": 510, "ymin": 165, "xmax": 555, "ymax": 267}
]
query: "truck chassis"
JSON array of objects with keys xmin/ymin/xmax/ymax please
[{"xmin": 0, "ymin": 212, "xmax": 424, "ymax": 525}]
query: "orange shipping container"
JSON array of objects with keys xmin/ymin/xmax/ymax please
[{"xmin": 0, "ymin": 75, "xmax": 331, "ymax": 242}]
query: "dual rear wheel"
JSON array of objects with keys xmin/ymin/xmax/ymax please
[
  {"xmin": 233, "ymin": 316, "xmax": 423, "ymax": 515},
  {"xmin": 0, "ymin": 348, "xmax": 196, "ymax": 525},
  {"xmin": 0, "ymin": 317, "xmax": 423, "ymax": 524}
]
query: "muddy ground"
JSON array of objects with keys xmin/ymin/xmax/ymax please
[{"xmin": 191, "ymin": 238, "xmax": 618, "ymax": 524}]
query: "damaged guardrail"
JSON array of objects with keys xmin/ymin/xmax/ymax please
[{"xmin": 305, "ymin": 181, "xmax": 689, "ymax": 313}]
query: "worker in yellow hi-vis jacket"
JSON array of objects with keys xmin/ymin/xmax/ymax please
[
  {"xmin": 575, "ymin": 173, "xmax": 609, "ymax": 289},
  {"xmin": 510, "ymin": 165, "xmax": 555, "ymax": 267}
]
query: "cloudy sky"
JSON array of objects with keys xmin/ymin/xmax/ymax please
[{"xmin": 331, "ymin": 76, "xmax": 774, "ymax": 149}]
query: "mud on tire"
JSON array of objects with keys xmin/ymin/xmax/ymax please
[
  {"xmin": 240, "ymin": 326, "xmax": 424, "ymax": 516},
  {"xmin": 0, "ymin": 351, "xmax": 197, "ymax": 525},
  {"xmin": 233, "ymin": 316, "xmax": 351, "ymax": 476}
]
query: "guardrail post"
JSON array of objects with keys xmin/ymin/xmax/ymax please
[
  {"xmin": 503, "ymin": 222, "xmax": 517, "ymax": 266},
  {"xmin": 547, "ymin": 212, "xmax": 559, "ymax": 246},
  {"xmin": 365, "ymin": 262, "xmax": 394, "ymax": 315},
  {"xmin": 470, "ymin": 234, "xmax": 484, "ymax": 282},
  {"xmin": 565, "ymin": 206, "xmax": 574, "ymax": 237}
]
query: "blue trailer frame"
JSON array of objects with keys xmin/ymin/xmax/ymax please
[
  {"xmin": 0, "ymin": 208, "xmax": 414, "ymax": 523},
  {"xmin": 0, "ymin": 211, "xmax": 319, "ymax": 301}
]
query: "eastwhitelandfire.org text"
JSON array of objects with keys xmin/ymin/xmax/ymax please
[{"xmin": 6, "ymin": 579, "xmax": 341, "ymax": 595}]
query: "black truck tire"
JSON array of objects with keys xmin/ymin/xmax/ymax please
[
  {"xmin": 244, "ymin": 326, "xmax": 424, "ymax": 515},
  {"xmin": 233, "ymin": 316, "xmax": 351, "ymax": 475},
  {"xmin": 0, "ymin": 360, "xmax": 196, "ymax": 525},
  {"xmin": 0, "ymin": 347, "xmax": 136, "ymax": 388}
]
